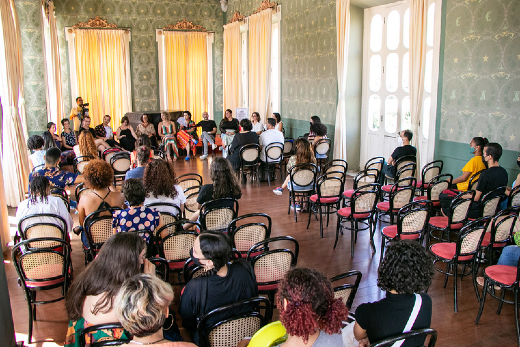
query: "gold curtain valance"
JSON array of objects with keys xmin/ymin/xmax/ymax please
[
  {"xmin": 227, "ymin": 11, "xmax": 245, "ymax": 25},
  {"xmin": 253, "ymin": 0, "xmax": 278, "ymax": 14},
  {"xmin": 161, "ymin": 19, "xmax": 209, "ymax": 32},
  {"xmin": 68, "ymin": 16, "xmax": 129, "ymax": 33}
]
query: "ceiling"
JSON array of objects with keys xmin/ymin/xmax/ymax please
[{"xmin": 351, "ymin": 0, "xmax": 402, "ymax": 9}]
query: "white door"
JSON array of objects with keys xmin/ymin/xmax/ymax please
[{"xmin": 360, "ymin": 0, "xmax": 442, "ymax": 170}]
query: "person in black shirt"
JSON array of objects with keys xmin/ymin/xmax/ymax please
[
  {"xmin": 78, "ymin": 116, "xmax": 111, "ymax": 152},
  {"xmin": 219, "ymin": 109, "xmax": 240, "ymax": 158},
  {"xmin": 381, "ymin": 130, "xmax": 416, "ymax": 183},
  {"xmin": 354, "ymin": 240, "xmax": 434, "ymax": 347},
  {"xmin": 228, "ymin": 119, "xmax": 260, "ymax": 175},
  {"xmin": 196, "ymin": 111, "xmax": 217, "ymax": 159}
]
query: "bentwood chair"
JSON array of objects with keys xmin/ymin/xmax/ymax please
[
  {"xmin": 509, "ymin": 185, "xmax": 520, "ymax": 208},
  {"xmin": 314, "ymin": 138, "xmax": 332, "ymax": 171},
  {"xmin": 430, "ymin": 218, "xmax": 488, "ymax": 312},
  {"xmin": 480, "ymin": 206, "xmax": 520, "ymax": 265},
  {"xmin": 228, "ymin": 213, "xmax": 272, "ymax": 258},
  {"xmin": 73, "ymin": 155, "xmax": 94, "ymax": 174},
  {"xmin": 12, "ymin": 238, "xmax": 71, "ymax": 344},
  {"xmin": 343, "ymin": 169, "xmax": 378, "ymax": 201},
  {"xmin": 307, "ymin": 175, "xmax": 344, "ymax": 238},
  {"xmin": 413, "ymin": 174, "xmax": 453, "ymax": 214},
  {"xmin": 177, "ymin": 173, "xmax": 203, "ymax": 193},
  {"xmin": 428, "ymin": 191, "xmax": 475, "ymax": 242},
  {"xmin": 385, "ymin": 155, "xmax": 416, "ymax": 184},
  {"xmin": 416, "ymin": 160, "xmax": 444, "ymax": 195},
  {"xmin": 238, "ymin": 144, "xmax": 261, "ymax": 186},
  {"xmin": 369, "ymin": 328, "xmax": 437, "ymax": 347},
  {"xmin": 200, "ymin": 198, "xmax": 239, "ymax": 232},
  {"xmin": 364, "ymin": 156, "xmax": 385, "ymax": 183},
  {"xmin": 155, "ymin": 226, "xmax": 198, "ymax": 283},
  {"xmin": 324, "ymin": 159, "xmax": 348, "ymax": 178},
  {"xmin": 79, "ymin": 322, "xmax": 130, "ymax": 347},
  {"xmin": 287, "ymin": 163, "xmax": 318, "ymax": 222},
  {"xmin": 330, "ymin": 270, "xmax": 363, "ymax": 310},
  {"xmin": 197, "ymin": 296, "xmax": 271, "ymax": 347},
  {"xmin": 376, "ymin": 177, "xmax": 416, "ymax": 225},
  {"xmin": 75, "ymin": 182, "xmax": 93, "ymax": 203},
  {"xmin": 264, "ymin": 142, "xmax": 284, "ymax": 186},
  {"xmin": 468, "ymin": 169, "xmax": 484, "ymax": 191},
  {"xmin": 144, "ymin": 202, "xmax": 182, "ymax": 225},
  {"xmin": 110, "ymin": 152, "xmax": 131, "ymax": 186},
  {"xmin": 382, "ymin": 163, "xmax": 416, "ymax": 196},
  {"xmin": 475, "ymin": 258, "xmax": 520, "ymax": 346},
  {"xmin": 480, "ymin": 186, "xmax": 508, "ymax": 218},
  {"xmin": 83, "ymin": 208, "xmax": 121, "ymax": 265},
  {"xmin": 184, "ymin": 186, "xmax": 201, "ymax": 221}
]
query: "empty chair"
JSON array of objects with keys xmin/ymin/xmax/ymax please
[
  {"xmin": 376, "ymin": 177, "xmax": 416, "ymax": 225},
  {"xmin": 155, "ymin": 225, "xmax": 198, "ymax": 282},
  {"xmin": 323, "ymin": 159, "xmax": 348, "ymax": 179},
  {"xmin": 428, "ymin": 191, "xmax": 475, "ymax": 242},
  {"xmin": 177, "ymin": 173, "xmax": 203, "ymax": 192},
  {"xmin": 307, "ymin": 175, "xmax": 344, "ymax": 238},
  {"xmin": 384, "ymin": 154, "xmax": 416, "ymax": 184},
  {"xmin": 382, "ymin": 162, "xmax": 416, "ymax": 194},
  {"xmin": 364, "ymin": 156, "xmax": 385, "ymax": 183},
  {"xmin": 414, "ymin": 174, "xmax": 453, "ymax": 213},
  {"xmin": 417, "ymin": 160, "xmax": 443, "ymax": 195},
  {"xmin": 343, "ymin": 169, "xmax": 378, "ymax": 201},
  {"xmin": 110, "ymin": 151, "xmax": 131, "ymax": 185}
]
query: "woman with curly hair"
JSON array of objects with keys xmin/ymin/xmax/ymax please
[
  {"xmin": 27, "ymin": 135, "xmax": 45, "ymax": 171},
  {"xmin": 143, "ymin": 159, "xmax": 185, "ymax": 216},
  {"xmin": 354, "ymin": 240, "xmax": 434, "ymax": 347},
  {"xmin": 76, "ymin": 159, "xmax": 125, "ymax": 247},
  {"xmin": 158, "ymin": 112, "xmax": 179, "ymax": 162},
  {"xmin": 65, "ymin": 233, "xmax": 156, "ymax": 347},
  {"xmin": 74, "ymin": 131, "xmax": 100, "ymax": 159},
  {"xmin": 188, "ymin": 157, "xmax": 241, "ymax": 223},
  {"xmin": 176, "ymin": 111, "xmax": 198, "ymax": 161}
]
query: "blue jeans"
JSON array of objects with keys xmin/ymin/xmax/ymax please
[
  {"xmin": 497, "ymin": 245, "xmax": 520, "ymax": 267},
  {"xmin": 381, "ymin": 163, "xmax": 395, "ymax": 184}
]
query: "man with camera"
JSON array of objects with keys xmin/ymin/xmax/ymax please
[{"xmin": 69, "ymin": 96, "xmax": 89, "ymax": 132}]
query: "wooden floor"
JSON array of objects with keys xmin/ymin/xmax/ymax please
[{"xmin": 4, "ymin": 156, "xmax": 519, "ymax": 346}]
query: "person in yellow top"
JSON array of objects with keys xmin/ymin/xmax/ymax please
[
  {"xmin": 451, "ymin": 137, "xmax": 488, "ymax": 191},
  {"xmin": 69, "ymin": 96, "xmax": 85, "ymax": 132}
]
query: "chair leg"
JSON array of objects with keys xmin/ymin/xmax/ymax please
[
  {"xmin": 326, "ymin": 205, "xmax": 330, "ymax": 227},
  {"xmin": 334, "ymin": 216, "xmax": 341, "ymax": 249},
  {"xmin": 25, "ymin": 289, "xmax": 33, "ymax": 344},
  {"xmin": 475, "ymin": 277, "xmax": 488, "ymax": 324},
  {"xmin": 454, "ymin": 262, "xmax": 459, "ymax": 313},
  {"xmin": 351, "ymin": 220, "xmax": 355, "ymax": 258},
  {"xmin": 319, "ymin": 205, "xmax": 324, "ymax": 238},
  {"xmin": 380, "ymin": 235, "xmax": 386, "ymax": 263},
  {"xmin": 472, "ymin": 260, "xmax": 481, "ymax": 302},
  {"xmin": 307, "ymin": 202, "xmax": 312, "ymax": 229},
  {"xmin": 515, "ymin": 287, "xmax": 520, "ymax": 346},
  {"xmin": 497, "ymin": 289, "xmax": 507, "ymax": 315},
  {"xmin": 443, "ymin": 263, "xmax": 450, "ymax": 288}
]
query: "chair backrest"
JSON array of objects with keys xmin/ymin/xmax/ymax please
[
  {"xmin": 200, "ymin": 198, "xmax": 239, "ymax": 231},
  {"xmin": 426, "ymin": 174, "xmax": 453, "ymax": 201},
  {"xmin": 365, "ymin": 156, "xmax": 385, "ymax": 175},
  {"xmin": 486, "ymin": 206, "xmax": 520, "ymax": 245},
  {"xmin": 247, "ymin": 236, "xmax": 299, "ymax": 286},
  {"xmin": 12, "ymin": 238, "xmax": 69, "ymax": 288},
  {"xmin": 145, "ymin": 202, "xmax": 182, "ymax": 223},
  {"xmin": 449, "ymin": 191, "xmax": 475, "ymax": 225},
  {"xmin": 421, "ymin": 160, "xmax": 443, "ymax": 184},
  {"xmin": 74, "ymin": 155, "xmax": 94, "ymax": 174},
  {"xmin": 228, "ymin": 213, "xmax": 272, "ymax": 255},
  {"xmin": 394, "ymin": 155, "xmax": 416, "ymax": 172},
  {"xmin": 468, "ymin": 169, "xmax": 484, "ymax": 191},
  {"xmin": 75, "ymin": 182, "xmax": 93, "ymax": 203},
  {"xmin": 331, "ymin": 270, "xmax": 362, "ymax": 309},
  {"xmin": 283, "ymin": 138, "xmax": 294, "ymax": 156},
  {"xmin": 324, "ymin": 159, "xmax": 348, "ymax": 179},
  {"xmin": 183, "ymin": 258, "xmax": 206, "ymax": 283},
  {"xmin": 509, "ymin": 185, "xmax": 520, "ymax": 208},
  {"xmin": 79, "ymin": 322, "xmax": 130, "ymax": 347},
  {"xmin": 158, "ymin": 229, "xmax": 198, "ymax": 264},
  {"xmin": 103, "ymin": 147, "xmax": 124, "ymax": 163},
  {"xmin": 184, "ymin": 186, "xmax": 202, "ymax": 220},
  {"xmin": 32, "ymin": 164, "xmax": 45, "ymax": 172},
  {"xmin": 22, "ymin": 223, "xmax": 67, "ymax": 249},
  {"xmin": 177, "ymin": 173, "xmax": 203, "ymax": 192},
  {"xmin": 289, "ymin": 163, "xmax": 317, "ymax": 191},
  {"xmin": 353, "ymin": 170, "xmax": 378, "ymax": 190},
  {"xmin": 148, "ymin": 257, "xmax": 170, "ymax": 282},
  {"xmin": 481, "ymin": 186, "xmax": 507, "ymax": 217},
  {"xmin": 389, "ymin": 178, "xmax": 416, "ymax": 210},
  {"xmin": 110, "ymin": 152, "xmax": 131, "ymax": 174},
  {"xmin": 198, "ymin": 296, "xmax": 271, "ymax": 347},
  {"xmin": 265, "ymin": 142, "xmax": 284, "ymax": 163},
  {"xmin": 395, "ymin": 162, "xmax": 416, "ymax": 183},
  {"xmin": 457, "ymin": 218, "xmax": 488, "ymax": 257},
  {"xmin": 397, "ymin": 202, "xmax": 430, "ymax": 239},
  {"xmin": 314, "ymin": 138, "xmax": 331, "ymax": 158},
  {"xmin": 351, "ymin": 185, "xmax": 380, "ymax": 214},
  {"xmin": 18, "ymin": 213, "xmax": 68, "ymax": 238},
  {"xmin": 369, "ymin": 328, "xmax": 437, "ymax": 347},
  {"xmin": 316, "ymin": 175, "xmax": 344, "ymax": 199},
  {"xmin": 84, "ymin": 210, "xmax": 116, "ymax": 252},
  {"xmin": 240, "ymin": 144, "xmax": 261, "ymax": 165}
]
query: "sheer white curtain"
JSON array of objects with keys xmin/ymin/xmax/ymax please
[
  {"xmin": 334, "ymin": 0, "xmax": 351, "ymax": 161},
  {"xmin": 0, "ymin": 0, "xmax": 29, "ymax": 212},
  {"xmin": 410, "ymin": 0, "xmax": 428, "ymax": 165}
]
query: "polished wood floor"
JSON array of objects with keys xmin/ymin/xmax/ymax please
[{"xmin": 4, "ymin": 156, "xmax": 519, "ymax": 346}]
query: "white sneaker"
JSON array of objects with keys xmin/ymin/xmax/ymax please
[
  {"xmin": 200, "ymin": 154, "xmax": 208, "ymax": 160},
  {"xmin": 211, "ymin": 143, "xmax": 217, "ymax": 150}
]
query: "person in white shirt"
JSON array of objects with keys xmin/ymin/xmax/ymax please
[
  {"xmin": 251, "ymin": 112, "xmax": 263, "ymax": 135},
  {"xmin": 259, "ymin": 118, "xmax": 284, "ymax": 162},
  {"xmin": 16, "ymin": 176, "xmax": 73, "ymax": 234},
  {"xmin": 143, "ymin": 159, "xmax": 186, "ymax": 216}
]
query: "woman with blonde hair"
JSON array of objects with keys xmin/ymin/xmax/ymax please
[
  {"xmin": 74, "ymin": 131, "xmax": 99, "ymax": 159},
  {"xmin": 158, "ymin": 112, "xmax": 179, "ymax": 162},
  {"xmin": 115, "ymin": 274, "xmax": 195, "ymax": 346}
]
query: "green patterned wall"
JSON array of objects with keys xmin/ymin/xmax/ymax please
[
  {"xmin": 16, "ymin": 0, "xmax": 225, "ymax": 134},
  {"xmin": 226, "ymin": 0, "xmax": 338, "ymax": 126},
  {"xmin": 439, "ymin": 0, "xmax": 520, "ymax": 151}
]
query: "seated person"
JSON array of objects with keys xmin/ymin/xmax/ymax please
[
  {"xmin": 381, "ymin": 130, "xmax": 416, "ymax": 183},
  {"xmin": 74, "ymin": 131, "xmax": 100, "ymax": 160},
  {"xmin": 259, "ymin": 118, "xmax": 284, "ymax": 163},
  {"xmin": 311, "ymin": 122, "xmax": 328, "ymax": 158},
  {"xmin": 136, "ymin": 114, "xmax": 158, "ymax": 148},
  {"xmin": 272, "ymin": 112, "xmax": 283, "ymax": 133},
  {"xmin": 143, "ymin": 159, "xmax": 185, "ymax": 216},
  {"xmin": 116, "ymin": 116, "xmax": 138, "ymax": 151},
  {"xmin": 196, "ymin": 111, "xmax": 217, "ymax": 160},
  {"xmin": 228, "ymin": 118, "xmax": 259, "ymax": 174},
  {"xmin": 29, "ymin": 147, "xmax": 83, "ymax": 192},
  {"xmin": 65, "ymin": 233, "xmax": 155, "ymax": 347},
  {"xmin": 126, "ymin": 146, "xmax": 151, "ymax": 180},
  {"xmin": 179, "ymin": 232, "xmax": 258, "ymax": 344},
  {"xmin": 130, "ymin": 135, "xmax": 153, "ymax": 169},
  {"xmin": 176, "ymin": 111, "xmax": 198, "ymax": 161},
  {"xmin": 450, "ymin": 137, "xmax": 488, "ymax": 192},
  {"xmin": 16, "ymin": 176, "xmax": 73, "ymax": 234},
  {"xmin": 113, "ymin": 179, "xmax": 164, "ymax": 243},
  {"xmin": 304, "ymin": 115, "xmax": 321, "ymax": 142},
  {"xmin": 95, "ymin": 115, "xmax": 120, "ymax": 148},
  {"xmin": 61, "ymin": 118, "xmax": 77, "ymax": 151},
  {"xmin": 354, "ymin": 240, "xmax": 434, "ymax": 347},
  {"xmin": 115, "ymin": 274, "xmax": 194, "ymax": 347},
  {"xmin": 78, "ymin": 116, "xmax": 111, "ymax": 152},
  {"xmin": 219, "ymin": 109, "xmax": 239, "ymax": 158},
  {"xmin": 27, "ymin": 135, "xmax": 46, "ymax": 171},
  {"xmin": 250, "ymin": 112, "xmax": 263, "ymax": 135},
  {"xmin": 47, "ymin": 122, "xmax": 62, "ymax": 148}
]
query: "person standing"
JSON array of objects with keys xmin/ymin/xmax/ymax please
[
  {"xmin": 196, "ymin": 111, "xmax": 217, "ymax": 160},
  {"xmin": 69, "ymin": 96, "xmax": 87, "ymax": 132}
]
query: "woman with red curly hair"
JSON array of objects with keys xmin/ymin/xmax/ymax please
[{"xmin": 275, "ymin": 267, "xmax": 348, "ymax": 346}]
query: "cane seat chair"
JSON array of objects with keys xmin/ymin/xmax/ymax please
[
  {"xmin": 480, "ymin": 206, "xmax": 520, "ymax": 264},
  {"xmin": 197, "ymin": 296, "xmax": 271, "ymax": 347},
  {"xmin": 12, "ymin": 238, "xmax": 71, "ymax": 344},
  {"xmin": 480, "ymin": 186, "xmax": 508, "ymax": 218},
  {"xmin": 468, "ymin": 170, "xmax": 484, "ymax": 191},
  {"xmin": 314, "ymin": 138, "xmax": 332, "ymax": 171},
  {"xmin": 238, "ymin": 144, "xmax": 261, "ymax": 185},
  {"xmin": 83, "ymin": 209, "xmax": 120, "ymax": 264},
  {"xmin": 416, "ymin": 160, "xmax": 444, "ymax": 195},
  {"xmin": 385, "ymin": 155, "xmax": 416, "ymax": 184},
  {"xmin": 364, "ymin": 156, "xmax": 385, "ymax": 183},
  {"xmin": 200, "ymin": 198, "xmax": 239, "ymax": 232},
  {"xmin": 509, "ymin": 185, "xmax": 520, "ymax": 208},
  {"xmin": 75, "ymin": 182, "xmax": 93, "ymax": 203},
  {"xmin": 430, "ymin": 218, "xmax": 488, "ymax": 312},
  {"xmin": 428, "ymin": 191, "xmax": 475, "ymax": 242},
  {"xmin": 177, "ymin": 173, "xmax": 203, "ymax": 192},
  {"xmin": 79, "ymin": 322, "xmax": 130, "ymax": 347},
  {"xmin": 17, "ymin": 213, "xmax": 68, "ymax": 243},
  {"xmin": 110, "ymin": 151, "xmax": 131, "ymax": 185},
  {"xmin": 382, "ymin": 163, "xmax": 416, "ymax": 194},
  {"xmin": 280, "ymin": 138, "xmax": 294, "ymax": 174},
  {"xmin": 343, "ymin": 169, "xmax": 378, "ymax": 200},
  {"xmin": 228, "ymin": 213, "xmax": 272, "ymax": 258},
  {"xmin": 264, "ymin": 142, "xmax": 284, "ymax": 186},
  {"xmin": 369, "ymin": 328, "xmax": 437, "ymax": 347},
  {"xmin": 73, "ymin": 155, "xmax": 95, "ymax": 174},
  {"xmin": 324, "ymin": 159, "xmax": 348, "ymax": 179},
  {"xmin": 102, "ymin": 147, "xmax": 123, "ymax": 163},
  {"xmin": 307, "ymin": 175, "xmax": 344, "ymax": 238},
  {"xmin": 376, "ymin": 177, "xmax": 416, "ymax": 225},
  {"xmin": 413, "ymin": 174, "xmax": 453, "ymax": 212},
  {"xmin": 380, "ymin": 202, "xmax": 430, "ymax": 262},
  {"xmin": 287, "ymin": 163, "xmax": 318, "ymax": 222},
  {"xmin": 335, "ymin": 185, "xmax": 381, "ymax": 257},
  {"xmin": 156, "ymin": 226, "xmax": 198, "ymax": 282},
  {"xmin": 330, "ymin": 270, "xmax": 363, "ymax": 310},
  {"xmin": 184, "ymin": 186, "xmax": 201, "ymax": 221},
  {"xmin": 145, "ymin": 202, "xmax": 182, "ymax": 225}
]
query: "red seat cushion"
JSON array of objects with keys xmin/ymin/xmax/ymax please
[
  {"xmin": 481, "ymin": 233, "xmax": 507, "ymax": 248},
  {"xmin": 485, "ymin": 265, "xmax": 517, "ymax": 286},
  {"xmin": 168, "ymin": 261, "xmax": 185, "ymax": 270},
  {"xmin": 415, "ymin": 180, "xmax": 423, "ymax": 187},
  {"xmin": 413, "ymin": 196, "xmax": 440, "ymax": 206},
  {"xmin": 382, "ymin": 225, "xmax": 420, "ymax": 240},
  {"xmin": 338, "ymin": 207, "xmax": 370, "ymax": 219},
  {"xmin": 258, "ymin": 283, "xmax": 279, "ymax": 291},
  {"xmin": 343, "ymin": 189, "xmax": 354, "ymax": 198},
  {"xmin": 310, "ymin": 194, "xmax": 339, "ymax": 204},
  {"xmin": 430, "ymin": 243, "xmax": 473, "ymax": 261},
  {"xmin": 26, "ymin": 277, "xmax": 65, "ymax": 288},
  {"xmin": 429, "ymin": 216, "xmax": 463, "ymax": 230},
  {"xmin": 382, "ymin": 185, "xmax": 394, "ymax": 193},
  {"xmin": 376, "ymin": 202, "xmax": 390, "ymax": 211}
]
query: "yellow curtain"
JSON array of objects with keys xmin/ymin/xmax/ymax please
[
  {"xmin": 410, "ymin": 0, "xmax": 428, "ymax": 167},
  {"xmin": 248, "ymin": 9, "xmax": 272, "ymax": 119},
  {"xmin": 334, "ymin": 0, "xmax": 351, "ymax": 161},
  {"xmin": 164, "ymin": 31, "xmax": 208, "ymax": 125},
  {"xmin": 74, "ymin": 29, "xmax": 131, "ymax": 129},
  {"xmin": 0, "ymin": 0, "xmax": 30, "ymax": 214},
  {"xmin": 223, "ymin": 21, "xmax": 242, "ymax": 114},
  {"xmin": 42, "ymin": 1, "xmax": 64, "ymax": 133}
]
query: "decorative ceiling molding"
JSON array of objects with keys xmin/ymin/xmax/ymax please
[
  {"xmin": 253, "ymin": 0, "xmax": 278, "ymax": 14},
  {"xmin": 228, "ymin": 11, "xmax": 245, "ymax": 24},
  {"xmin": 162, "ymin": 19, "xmax": 207, "ymax": 32},
  {"xmin": 72, "ymin": 16, "xmax": 118, "ymax": 29}
]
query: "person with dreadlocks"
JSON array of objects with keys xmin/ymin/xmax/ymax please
[
  {"xmin": 179, "ymin": 231, "xmax": 257, "ymax": 345},
  {"xmin": 16, "ymin": 175, "xmax": 73, "ymax": 233}
]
